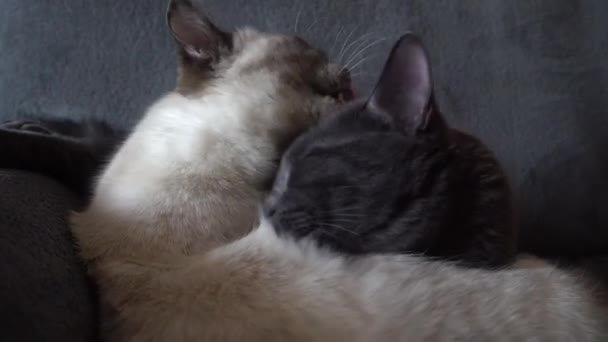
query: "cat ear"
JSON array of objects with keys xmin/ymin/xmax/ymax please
[
  {"xmin": 166, "ymin": 0, "xmax": 232, "ymax": 64},
  {"xmin": 366, "ymin": 33, "xmax": 438, "ymax": 135}
]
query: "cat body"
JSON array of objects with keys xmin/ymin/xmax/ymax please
[
  {"xmin": 71, "ymin": 1, "xmax": 608, "ymax": 340},
  {"xmin": 83, "ymin": 217, "xmax": 608, "ymax": 341},
  {"xmin": 71, "ymin": 0, "xmax": 350, "ymax": 338}
]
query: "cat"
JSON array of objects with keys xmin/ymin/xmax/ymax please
[
  {"xmin": 68, "ymin": 0, "xmax": 608, "ymax": 339},
  {"xmin": 264, "ymin": 31, "xmax": 517, "ymax": 267},
  {"xmin": 0, "ymin": 117, "xmax": 127, "ymax": 201},
  {"xmin": 70, "ymin": 0, "xmax": 352, "ymax": 338}
]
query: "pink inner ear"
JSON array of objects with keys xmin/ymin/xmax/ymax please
[
  {"xmin": 168, "ymin": 0, "xmax": 232, "ymax": 57},
  {"xmin": 366, "ymin": 34, "xmax": 434, "ymax": 133},
  {"xmin": 405, "ymin": 46, "xmax": 435, "ymax": 131},
  {"xmin": 184, "ymin": 45, "xmax": 204, "ymax": 59},
  {"xmin": 169, "ymin": 12, "xmax": 209, "ymax": 49}
]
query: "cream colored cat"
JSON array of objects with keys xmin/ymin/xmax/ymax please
[{"xmin": 72, "ymin": 1, "xmax": 608, "ymax": 341}]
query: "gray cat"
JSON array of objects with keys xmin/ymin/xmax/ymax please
[{"xmin": 265, "ymin": 34, "xmax": 516, "ymax": 268}]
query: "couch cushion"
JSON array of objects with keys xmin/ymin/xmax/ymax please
[{"xmin": 0, "ymin": 171, "xmax": 97, "ymax": 341}]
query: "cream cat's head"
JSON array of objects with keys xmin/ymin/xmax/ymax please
[{"xmin": 167, "ymin": 0, "xmax": 353, "ymax": 133}]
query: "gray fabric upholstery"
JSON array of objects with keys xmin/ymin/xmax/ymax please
[
  {"xmin": 0, "ymin": 171, "xmax": 97, "ymax": 341},
  {"xmin": 0, "ymin": 0, "xmax": 607, "ymax": 340},
  {"xmin": 2, "ymin": 0, "xmax": 607, "ymax": 255}
]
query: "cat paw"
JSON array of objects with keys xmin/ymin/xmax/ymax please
[{"xmin": 1, "ymin": 119, "xmax": 56, "ymax": 135}]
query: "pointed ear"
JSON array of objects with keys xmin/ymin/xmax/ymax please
[
  {"xmin": 366, "ymin": 34, "xmax": 438, "ymax": 134},
  {"xmin": 166, "ymin": 0, "xmax": 232, "ymax": 64}
]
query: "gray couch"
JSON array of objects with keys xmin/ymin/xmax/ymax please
[{"xmin": 1, "ymin": 0, "xmax": 607, "ymax": 340}]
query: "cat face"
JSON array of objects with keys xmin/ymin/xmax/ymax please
[
  {"xmin": 264, "ymin": 35, "xmax": 516, "ymax": 267},
  {"xmin": 167, "ymin": 0, "xmax": 353, "ymax": 122}
]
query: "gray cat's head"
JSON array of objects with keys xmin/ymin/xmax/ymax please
[
  {"xmin": 166, "ymin": 0, "xmax": 353, "ymax": 131},
  {"xmin": 264, "ymin": 34, "xmax": 517, "ymax": 267}
]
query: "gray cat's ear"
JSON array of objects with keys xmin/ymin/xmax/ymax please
[
  {"xmin": 366, "ymin": 34, "xmax": 438, "ymax": 135},
  {"xmin": 167, "ymin": 0, "xmax": 232, "ymax": 64}
]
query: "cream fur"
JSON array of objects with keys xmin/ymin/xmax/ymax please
[{"xmin": 72, "ymin": 32, "xmax": 608, "ymax": 341}]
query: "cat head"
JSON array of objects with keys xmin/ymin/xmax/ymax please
[
  {"xmin": 264, "ymin": 34, "xmax": 517, "ymax": 266},
  {"xmin": 167, "ymin": 0, "xmax": 353, "ymax": 128}
]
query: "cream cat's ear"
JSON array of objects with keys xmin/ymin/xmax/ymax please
[
  {"xmin": 366, "ymin": 33, "xmax": 441, "ymax": 135},
  {"xmin": 166, "ymin": 0, "xmax": 232, "ymax": 64}
]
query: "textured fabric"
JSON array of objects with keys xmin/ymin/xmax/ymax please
[
  {"xmin": 0, "ymin": 0, "xmax": 607, "ymax": 316},
  {"xmin": 0, "ymin": 171, "xmax": 97, "ymax": 341}
]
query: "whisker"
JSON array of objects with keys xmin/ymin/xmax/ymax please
[
  {"xmin": 328, "ymin": 219, "xmax": 360, "ymax": 225},
  {"xmin": 345, "ymin": 54, "xmax": 375, "ymax": 74},
  {"xmin": 318, "ymin": 208, "xmax": 363, "ymax": 215},
  {"xmin": 293, "ymin": 6, "xmax": 303, "ymax": 33},
  {"xmin": 318, "ymin": 209, "xmax": 365, "ymax": 216},
  {"xmin": 343, "ymin": 47, "xmax": 370, "ymax": 73},
  {"xmin": 340, "ymin": 32, "xmax": 374, "ymax": 66},
  {"xmin": 330, "ymin": 26, "xmax": 345, "ymax": 57},
  {"xmin": 304, "ymin": 16, "xmax": 319, "ymax": 35},
  {"xmin": 313, "ymin": 224, "xmax": 334, "ymax": 238},
  {"xmin": 278, "ymin": 217, "xmax": 311, "ymax": 232},
  {"xmin": 317, "ymin": 222, "xmax": 360, "ymax": 236},
  {"xmin": 330, "ymin": 214, "xmax": 365, "ymax": 219},
  {"xmin": 286, "ymin": 216, "xmax": 312, "ymax": 226},
  {"xmin": 341, "ymin": 33, "xmax": 375, "ymax": 67},
  {"xmin": 337, "ymin": 26, "xmax": 360, "ymax": 63},
  {"xmin": 323, "ymin": 205, "xmax": 365, "ymax": 211},
  {"xmin": 293, "ymin": 222, "xmax": 311, "ymax": 232},
  {"xmin": 344, "ymin": 38, "xmax": 386, "ymax": 69}
]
